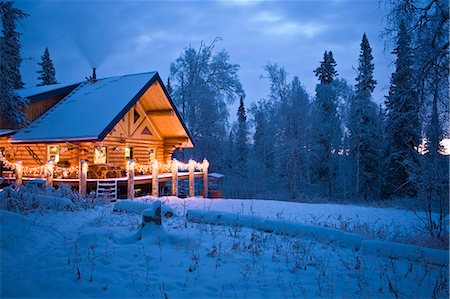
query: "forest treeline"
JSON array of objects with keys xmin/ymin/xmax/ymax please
[
  {"xmin": 167, "ymin": 1, "xmax": 449, "ymax": 205},
  {"xmin": 1, "ymin": 1, "xmax": 448, "ymax": 206}
]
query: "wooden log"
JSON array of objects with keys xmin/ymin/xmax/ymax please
[
  {"xmin": 45, "ymin": 160, "xmax": 54, "ymax": 186},
  {"xmin": 151, "ymin": 159, "xmax": 159, "ymax": 197},
  {"xmin": 202, "ymin": 159, "xmax": 209, "ymax": 198},
  {"xmin": 188, "ymin": 159, "xmax": 195, "ymax": 198},
  {"xmin": 127, "ymin": 159, "xmax": 135, "ymax": 199},
  {"xmin": 171, "ymin": 159, "xmax": 178, "ymax": 197},
  {"xmin": 15, "ymin": 161, "xmax": 23, "ymax": 185},
  {"xmin": 79, "ymin": 161, "xmax": 88, "ymax": 197}
]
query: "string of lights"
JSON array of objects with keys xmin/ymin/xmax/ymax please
[{"xmin": 1, "ymin": 155, "xmax": 208, "ymax": 179}]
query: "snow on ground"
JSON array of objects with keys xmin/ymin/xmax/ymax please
[{"xmin": 1, "ymin": 197, "xmax": 448, "ymax": 298}]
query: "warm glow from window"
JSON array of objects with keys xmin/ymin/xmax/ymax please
[
  {"xmin": 94, "ymin": 146, "xmax": 107, "ymax": 164},
  {"xmin": 47, "ymin": 145, "xmax": 60, "ymax": 163},
  {"xmin": 125, "ymin": 147, "xmax": 133, "ymax": 160},
  {"xmin": 148, "ymin": 148, "xmax": 156, "ymax": 161}
]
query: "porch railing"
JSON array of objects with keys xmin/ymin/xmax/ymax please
[{"xmin": 0, "ymin": 153, "xmax": 209, "ymax": 199}]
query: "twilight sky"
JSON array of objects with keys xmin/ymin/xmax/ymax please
[{"xmin": 15, "ymin": 0, "xmax": 393, "ymax": 115}]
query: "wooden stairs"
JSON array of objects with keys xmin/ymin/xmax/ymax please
[{"xmin": 96, "ymin": 180, "xmax": 118, "ymax": 201}]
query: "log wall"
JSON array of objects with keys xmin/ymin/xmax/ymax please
[{"xmin": 0, "ymin": 138, "xmax": 170, "ymax": 172}]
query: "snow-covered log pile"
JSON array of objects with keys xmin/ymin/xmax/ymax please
[
  {"xmin": 113, "ymin": 200, "xmax": 175, "ymax": 218},
  {"xmin": 186, "ymin": 209, "xmax": 449, "ymax": 266},
  {"xmin": 360, "ymin": 240, "xmax": 448, "ymax": 266},
  {"xmin": 186, "ymin": 209, "xmax": 363, "ymax": 250}
]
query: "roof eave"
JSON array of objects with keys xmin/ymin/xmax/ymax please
[
  {"xmin": 155, "ymin": 74, "xmax": 196, "ymax": 148},
  {"xmin": 97, "ymin": 72, "xmax": 195, "ymax": 148},
  {"xmin": 9, "ymin": 136, "xmax": 100, "ymax": 144},
  {"xmin": 25, "ymin": 83, "xmax": 81, "ymax": 103}
]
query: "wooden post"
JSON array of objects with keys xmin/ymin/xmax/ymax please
[
  {"xmin": 0, "ymin": 151, "xmax": 3, "ymax": 177},
  {"xmin": 79, "ymin": 161, "xmax": 88, "ymax": 197},
  {"xmin": 171, "ymin": 159, "xmax": 178, "ymax": 197},
  {"xmin": 15, "ymin": 160, "xmax": 23, "ymax": 185},
  {"xmin": 188, "ymin": 159, "xmax": 195, "ymax": 198},
  {"xmin": 127, "ymin": 159, "xmax": 135, "ymax": 199},
  {"xmin": 45, "ymin": 160, "xmax": 54, "ymax": 186},
  {"xmin": 202, "ymin": 159, "xmax": 209, "ymax": 198},
  {"xmin": 152, "ymin": 159, "xmax": 159, "ymax": 197}
]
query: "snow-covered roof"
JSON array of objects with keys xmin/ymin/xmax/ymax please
[
  {"xmin": 0, "ymin": 129, "xmax": 15, "ymax": 137},
  {"xmin": 209, "ymin": 173, "xmax": 224, "ymax": 179},
  {"xmin": 16, "ymin": 82, "xmax": 80, "ymax": 102},
  {"xmin": 11, "ymin": 72, "xmax": 158, "ymax": 143}
]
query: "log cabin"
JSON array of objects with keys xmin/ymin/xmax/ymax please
[{"xmin": 0, "ymin": 70, "xmax": 216, "ymax": 199}]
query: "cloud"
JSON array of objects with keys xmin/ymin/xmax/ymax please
[
  {"xmin": 251, "ymin": 10, "xmax": 325, "ymax": 37},
  {"xmin": 252, "ymin": 11, "xmax": 282, "ymax": 23},
  {"xmin": 266, "ymin": 22, "xmax": 326, "ymax": 37},
  {"xmin": 218, "ymin": 0, "xmax": 262, "ymax": 6}
]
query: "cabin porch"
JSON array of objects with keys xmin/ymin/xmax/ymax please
[{"xmin": 0, "ymin": 157, "xmax": 219, "ymax": 200}]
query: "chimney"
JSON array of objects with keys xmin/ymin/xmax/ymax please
[{"xmin": 86, "ymin": 68, "xmax": 97, "ymax": 82}]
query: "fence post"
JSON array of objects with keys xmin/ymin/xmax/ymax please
[
  {"xmin": 15, "ymin": 160, "xmax": 23, "ymax": 185},
  {"xmin": 45, "ymin": 160, "xmax": 54, "ymax": 186},
  {"xmin": 202, "ymin": 159, "xmax": 209, "ymax": 198},
  {"xmin": 127, "ymin": 159, "xmax": 135, "ymax": 199},
  {"xmin": 188, "ymin": 159, "xmax": 195, "ymax": 198},
  {"xmin": 79, "ymin": 161, "xmax": 88, "ymax": 197},
  {"xmin": 152, "ymin": 159, "xmax": 159, "ymax": 197},
  {"xmin": 171, "ymin": 159, "xmax": 178, "ymax": 197}
]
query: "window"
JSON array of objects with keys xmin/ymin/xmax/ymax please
[
  {"xmin": 94, "ymin": 146, "xmax": 107, "ymax": 164},
  {"xmin": 148, "ymin": 148, "xmax": 156, "ymax": 161},
  {"xmin": 125, "ymin": 147, "xmax": 133, "ymax": 160},
  {"xmin": 134, "ymin": 109, "xmax": 140, "ymax": 123},
  {"xmin": 47, "ymin": 145, "xmax": 60, "ymax": 163}
]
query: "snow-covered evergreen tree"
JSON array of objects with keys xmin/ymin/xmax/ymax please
[
  {"xmin": 36, "ymin": 47, "xmax": 58, "ymax": 86},
  {"xmin": 382, "ymin": 21, "xmax": 421, "ymax": 198},
  {"xmin": 236, "ymin": 96, "xmax": 248, "ymax": 173},
  {"xmin": 348, "ymin": 34, "xmax": 381, "ymax": 200},
  {"xmin": 310, "ymin": 51, "xmax": 340, "ymax": 197},
  {"xmin": 0, "ymin": 1, "xmax": 25, "ymax": 89},
  {"xmin": 166, "ymin": 77, "xmax": 173, "ymax": 97},
  {"xmin": 313, "ymin": 51, "xmax": 337, "ymax": 84},
  {"xmin": 0, "ymin": 1, "xmax": 28, "ymax": 129}
]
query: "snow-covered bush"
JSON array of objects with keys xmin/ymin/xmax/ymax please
[{"xmin": 0, "ymin": 183, "xmax": 85, "ymax": 213}]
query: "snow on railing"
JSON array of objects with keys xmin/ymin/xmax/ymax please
[{"xmin": 133, "ymin": 159, "xmax": 209, "ymax": 174}]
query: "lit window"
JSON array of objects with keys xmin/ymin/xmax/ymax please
[
  {"xmin": 47, "ymin": 145, "xmax": 60, "ymax": 163},
  {"xmin": 125, "ymin": 147, "xmax": 133, "ymax": 160},
  {"xmin": 148, "ymin": 148, "xmax": 156, "ymax": 161},
  {"xmin": 94, "ymin": 146, "xmax": 107, "ymax": 164}
]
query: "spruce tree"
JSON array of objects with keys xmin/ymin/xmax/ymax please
[
  {"xmin": 382, "ymin": 21, "xmax": 421, "ymax": 198},
  {"xmin": 236, "ymin": 96, "xmax": 248, "ymax": 170},
  {"xmin": 311, "ymin": 51, "xmax": 340, "ymax": 197},
  {"xmin": 0, "ymin": 1, "xmax": 28, "ymax": 129},
  {"xmin": 166, "ymin": 77, "xmax": 173, "ymax": 97},
  {"xmin": 314, "ymin": 51, "xmax": 338, "ymax": 84},
  {"xmin": 349, "ymin": 33, "xmax": 381, "ymax": 200},
  {"xmin": 0, "ymin": 1, "xmax": 25, "ymax": 89},
  {"xmin": 36, "ymin": 47, "xmax": 58, "ymax": 86}
]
